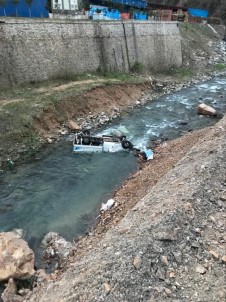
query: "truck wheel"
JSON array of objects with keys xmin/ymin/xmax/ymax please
[
  {"xmin": 122, "ymin": 140, "xmax": 132, "ymax": 149},
  {"xmin": 83, "ymin": 137, "xmax": 90, "ymax": 145}
]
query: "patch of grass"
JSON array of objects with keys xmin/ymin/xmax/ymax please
[
  {"xmin": 0, "ymin": 71, "xmax": 141, "ymax": 104},
  {"xmin": 47, "ymin": 70, "xmax": 137, "ymax": 84},
  {"xmin": 163, "ymin": 67, "xmax": 196, "ymax": 78},
  {"xmin": 100, "ymin": 71, "xmax": 134, "ymax": 81},
  {"xmin": 180, "ymin": 23, "xmax": 217, "ymax": 40},
  {"xmin": 213, "ymin": 63, "xmax": 226, "ymax": 71},
  {"xmin": 130, "ymin": 61, "xmax": 146, "ymax": 74}
]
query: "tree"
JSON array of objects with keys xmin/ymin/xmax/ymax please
[
  {"xmin": 45, "ymin": 0, "xmax": 52, "ymax": 13},
  {"xmin": 0, "ymin": 0, "xmax": 6, "ymax": 6},
  {"xmin": 25, "ymin": 0, "xmax": 33, "ymax": 17},
  {"xmin": 0, "ymin": 0, "xmax": 6, "ymax": 16},
  {"xmin": 12, "ymin": 0, "xmax": 19, "ymax": 17}
]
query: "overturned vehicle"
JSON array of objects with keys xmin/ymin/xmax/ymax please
[{"xmin": 73, "ymin": 130, "xmax": 133, "ymax": 153}]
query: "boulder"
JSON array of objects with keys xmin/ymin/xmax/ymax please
[
  {"xmin": 67, "ymin": 120, "xmax": 80, "ymax": 131},
  {"xmin": 197, "ymin": 103, "xmax": 217, "ymax": 116},
  {"xmin": 0, "ymin": 232, "xmax": 35, "ymax": 281},
  {"xmin": 42, "ymin": 232, "xmax": 72, "ymax": 261}
]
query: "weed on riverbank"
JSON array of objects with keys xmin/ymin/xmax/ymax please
[{"xmin": 213, "ymin": 63, "xmax": 226, "ymax": 71}]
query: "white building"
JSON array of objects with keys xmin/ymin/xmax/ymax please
[{"xmin": 52, "ymin": 0, "xmax": 78, "ymax": 12}]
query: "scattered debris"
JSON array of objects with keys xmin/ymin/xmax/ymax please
[{"xmin": 100, "ymin": 199, "xmax": 115, "ymax": 212}]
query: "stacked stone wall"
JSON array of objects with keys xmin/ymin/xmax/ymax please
[{"xmin": 0, "ymin": 20, "xmax": 182, "ymax": 87}]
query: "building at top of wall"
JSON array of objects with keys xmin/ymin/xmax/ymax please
[
  {"xmin": 187, "ymin": 7, "xmax": 209, "ymax": 23},
  {"xmin": 0, "ymin": 0, "xmax": 49, "ymax": 18},
  {"xmin": 51, "ymin": 0, "xmax": 79, "ymax": 12}
]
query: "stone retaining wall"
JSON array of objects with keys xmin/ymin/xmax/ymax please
[{"xmin": 0, "ymin": 20, "xmax": 182, "ymax": 87}]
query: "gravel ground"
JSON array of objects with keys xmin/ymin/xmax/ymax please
[{"xmin": 26, "ymin": 115, "xmax": 226, "ymax": 302}]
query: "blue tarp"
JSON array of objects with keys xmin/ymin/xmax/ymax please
[
  {"xmin": 105, "ymin": 9, "xmax": 120, "ymax": 19},
  {"xmin": 90, "ymin": 5, "xmax": 121, "ymax": 20},
  {"xmin": 0, "ymin": 0, "xmax": 48, "ymax": 18},
  {"xmin": 133, "ymin": 11, "xmax": 147, "ymax": 20},
  {"xmin": 188, "ymin": 8, "xmax": 208, "ymax": 18}
]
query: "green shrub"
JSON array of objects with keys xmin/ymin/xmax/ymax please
[
  {"xmin": 164, "ymin": 67, "xmax": 196, "ymax": 78},
  {"xmin": 213, "ymin": 63, "xmax": 226, "ymax": 71},
  {"xmin": 130, "ymin": 61, "xmax": 145, "ymax": 74}
]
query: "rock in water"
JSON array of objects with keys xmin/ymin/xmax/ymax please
[
  {"xmin": 197, "ymin": 103, "xmax": 217, "ymax": 116},
  {"xmin": 0, "ymin": 232, "xmax": 35, "ymax": 281},
  {"xmin": 41, "ymin": 232, "xmax": 72, "ymax": 261}
]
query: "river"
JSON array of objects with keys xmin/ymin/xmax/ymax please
[{"xmin": 0, "ymin": 76, "xmax": 226, "ymax": 258}]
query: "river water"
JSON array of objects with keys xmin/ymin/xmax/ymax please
[{"xmin": 0, "ymin": 76, "xmax": 226, "ymax": 256}]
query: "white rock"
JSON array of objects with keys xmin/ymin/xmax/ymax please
[
  {"xmin": 47, "ymin": 138, "xmax": 53, "ymax": 144},
  {"xmin": 196, "ymin": 264, "xmax": 206, "ymax": 274},
  {"xmin": 197, "ymin": 103, "xmax": 217, "ymax": 116}
]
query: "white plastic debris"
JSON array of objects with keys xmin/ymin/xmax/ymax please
[
  {"xmin": 100, "ymin": 199, "xmax": 115, "ymax": 211},
  {"xmin": 118, "ymin": 126, "xmax": 129, "ymax": 135},
  {"xmin": 111, "ymin": 126, "xmax": 129, "ymax": 138}
]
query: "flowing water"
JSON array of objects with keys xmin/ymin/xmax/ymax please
[{"xmin": 0, "ymin": 76, "xmax": 226, "ymax": 260}]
